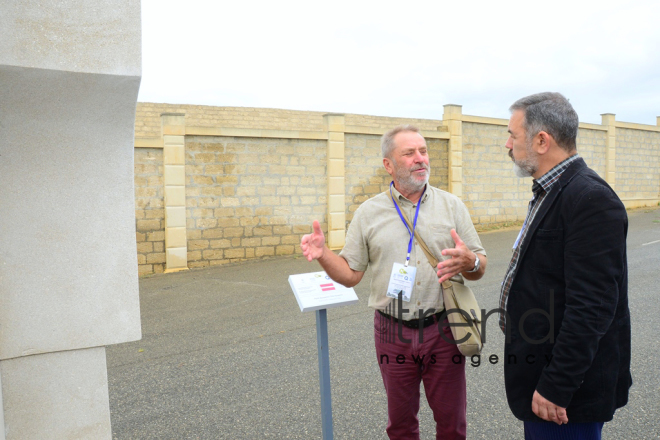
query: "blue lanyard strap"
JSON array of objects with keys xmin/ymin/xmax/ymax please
[{"xmin": 390, "ymin": 182, "xmax": 425, "ymax": 266}]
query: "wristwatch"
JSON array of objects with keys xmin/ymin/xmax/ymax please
[{"xmin": 466, "ymin": 253, "xmax": 480, "ymax": 273}]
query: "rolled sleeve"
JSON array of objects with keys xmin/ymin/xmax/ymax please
[{"xmin": 339, "ymin": 206, "xmax": 369, "ymax": 272}]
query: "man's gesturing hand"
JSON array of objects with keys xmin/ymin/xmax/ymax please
[
  {"xmin": 532, "ymin": 390, "xmax": 568, "ymax": 425},
  {"xmin": 301, "ymin": 220, "xmax": 326, "ymax": 262},
  {"xmin": 436, "ymin": 229, "xmax": 476, "ymax": 283}
]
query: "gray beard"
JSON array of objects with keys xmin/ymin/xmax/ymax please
[
  {"xmin": 513, "ymin": 162, "xmax": 534, "ymax": 178},
  {"xmin": 511, "ymin": 143, "xmax": 538, "ymax": 178},
  {"xmin": 396, "ymin": 168, "xmax": 429, "ymax": 195}
]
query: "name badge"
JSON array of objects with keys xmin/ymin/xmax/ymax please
[{"xmin": 386, "ymin": 262, "xmax": 417, "ymax": 302}]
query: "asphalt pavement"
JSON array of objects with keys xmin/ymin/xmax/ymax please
[{"xmin": 107, "ymin": 206, "xmax": 660, "ymax": 439}]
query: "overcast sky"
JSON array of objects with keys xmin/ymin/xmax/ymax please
[{"xmin": 138, "ymin": 0, "xmax": 660, "ymax": 125}]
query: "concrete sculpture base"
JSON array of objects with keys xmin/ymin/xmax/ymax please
[{"xmin": 0, "ymin": 349, "xmax": 111, "ymax": 438}]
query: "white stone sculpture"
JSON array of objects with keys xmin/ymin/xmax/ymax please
[{"xmin": 0, "ymin": 1, "xmax": 142, "ymax": 438}]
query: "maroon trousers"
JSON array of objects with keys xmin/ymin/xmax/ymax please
[{"xmin": 374, "ymin": 311, "xmax": 467, "ymax": 440}]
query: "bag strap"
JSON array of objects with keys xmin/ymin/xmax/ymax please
[
  {"xmin": 391, "ymin": 193, "xmax": 440, "ymax": 269},
  {"xmin": 392, "ymin": 193, "xmax": 465, "ymax": 302}
]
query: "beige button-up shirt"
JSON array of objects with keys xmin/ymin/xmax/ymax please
[{"xmin": 339, "ymin": 184, "xmax": 486, "ymax": 320}]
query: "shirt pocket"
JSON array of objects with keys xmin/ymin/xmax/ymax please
[
  {"xmin": 429, "ymin": 223, "xmax": 453, "ymax": 240},
  {"xmin": 428, "ymin": 224, "xmax": 453, "ymax": 257}
]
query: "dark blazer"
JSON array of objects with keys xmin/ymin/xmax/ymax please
[{"xmin": 504, "ymin": 157, "xmax": 632, "ymax": 422}]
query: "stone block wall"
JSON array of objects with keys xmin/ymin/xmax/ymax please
[
  {"xmin": 135, "ymin": 148, "xmax": 165, "ymax": 276},
  {"xmin": 133, "ymin": 104, "xmax": 660, "ymax": 276},
  {"xmin": 344, "ymin": 134, "xmax": 390, "ymax": 222},
  {"xmin": 576, "ymin": 127, "xmax": 607, "ymax": 178},
  {"xmin": 462, "ymin": 121, "xmax": 528, "ymax": 224},
  {"xmin": 135, "ymin": 103, "xmax": 446, "ymax": 138},
  {"xmin": 184, "ymin": 136, "xmax": 327, "ymax": 269},
  {"xmin": 136, "ymin": 104, "xmax": 328, "ymax": 137},
  {"xmin": 345, "ymin": 114, "xmax": 443, "ymax": 131},
  {"xmin": 427, "ymin": 139, "xmax": 450, "ymax": 192},
  {"xmin": 615, "ymin": 128, "xmax": 660, "ymax": 200}
]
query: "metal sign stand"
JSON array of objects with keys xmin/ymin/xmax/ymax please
[
  {"xmin": 315, "ymin": 308, "xmax": 334, "ymax": 440},
  {"xmin": 289, "ymin": 271, "xmax": 357, "ymax": 440}
]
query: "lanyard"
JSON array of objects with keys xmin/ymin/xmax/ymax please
[
  {"xmin": 513, "ymin": 191, "xmax": 540, "ymax": 250},
  {"xmin": 390, "ymin": 182, "xmax": 425, "ymax": 267},
  {"xmin": 513, "ymin": 215, "xmax": 528, "ymax": 250}
]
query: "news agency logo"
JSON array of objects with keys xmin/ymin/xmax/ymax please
[
  {"xmin": 378, "ymin": 289, "xmax": 555, "ymax": 347},
  {"xmin": 377, "ymin": 351, "xmax": 554, "ymax": 368}
]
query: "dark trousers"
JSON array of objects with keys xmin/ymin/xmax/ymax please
[{"xmin": 524, "ymin": 421, "xmax": 604, "ymax": 440}]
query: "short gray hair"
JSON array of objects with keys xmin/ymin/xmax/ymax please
[
  {"xmin": 381, "ymin": 125, "xmax": 422, "ymax": 158},
  {"xmin": 510, "ymin": 92, "xmax": 579, "ymax": 152}
]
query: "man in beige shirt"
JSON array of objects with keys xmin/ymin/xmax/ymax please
[{"xmin": 301, "ymin": 125, "xmax": 487, "ymax": 439}]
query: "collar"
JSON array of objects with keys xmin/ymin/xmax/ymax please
[
  {"xmin": 390, "ymin": 183, "xmax": 430, "ymax": 204},
  {"xmin": 533, "ymin": 154, "xmax": 581, "ymax": 196}
]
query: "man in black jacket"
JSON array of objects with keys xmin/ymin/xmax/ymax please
[{"xmin": 499, "ymin": 92, "xmax": 632, "ymax": 439}]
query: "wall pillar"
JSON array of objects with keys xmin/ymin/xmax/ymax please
[
  {"xmin": 161, "ymin": 113, "xmax": 189, "ymax": 272},
  {"xmin": 324, "ymin": 114, "xmax": 346, "ymax": 250},
  {"xmin": 601, "ymin": 113, "xmax": 617, "ymax": 189},
  {"xmin": 443, "ymin": 104, "xmax": 463, "ymax": 198}
]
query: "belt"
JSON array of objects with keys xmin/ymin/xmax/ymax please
[{"xmin": 377, "ymin": 309, "xmax": 445, "ymax": 329}]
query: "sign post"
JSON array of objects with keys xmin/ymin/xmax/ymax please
[
  {"xmin": 288, "ymin": 271, "xmax": 358, "ymax": 440},
  {"xmin": 316, "ymin": 308, "xmax": 333, "ymax": 439}
]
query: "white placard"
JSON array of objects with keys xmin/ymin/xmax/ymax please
[{"xmin": 288, "ymin": 271, "xmax": 359, "ymax": 312}]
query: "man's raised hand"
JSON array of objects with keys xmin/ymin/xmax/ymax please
[
  {"xmin": 301, "ymin": 220, "xmax": 326, "ymax": 262},
  {"xmin": 436, "ymin": 229, "xmax": 476, "ymax": 283}
]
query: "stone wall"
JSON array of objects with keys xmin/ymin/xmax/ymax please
[
  {"xmin": 576, "ymin": 127, "xmax": 607, "ymax": 179},
  {"xmin": 134, "ymin": 103, "xmax": 660, "ymax": 276},
  {"xmin": 615, "ymin": 128, "xmax": 660, "ymax": 201},
  {"xmin": 135, "ymin": 103, "xmax": 445, "ymax": 138},
  {"xmin": 462, "ymin": 121, "xmax": 528, "ymax": 224},
  {"xmin": 183, "ymin": 136, "xmax": 326, "ymax": 269},
  {"xmin": 135, "ymin": 148, "xmax": 166, "ymax": 275}
]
